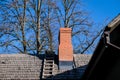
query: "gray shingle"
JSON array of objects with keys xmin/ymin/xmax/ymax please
[
  {"xmin": 0, "ymin": 54, "xmax": 92, "ymax": 80},
  {"xmin": 0, "ymin": 54, "xmax": 42, "ymax": 80},
  {"xmin": 74, "ymin": 54, "xmax": 92, "ymax": 67}
]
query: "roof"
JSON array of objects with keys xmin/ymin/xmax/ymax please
[
  {"xmin": 108, "ymin": 14, "xmax": 120, "ymax": 32},
  {"xmin": 82, "ymin": 16, "xmax": 120, "ymax": 80},
  {"xmin": 0, "ymin": 54, "xmax": 92, "ymax": 80},
  {"xmin": 0, "ymin": 54, "xmax": 43, "ymax": 80}
]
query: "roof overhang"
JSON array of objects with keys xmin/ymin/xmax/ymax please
[
  {"xmin": 108, "ymin": 14, "xmax": 120, "ymax": 32},
  {"xmin": 81, "ymin": 14, "xmax": 120, "ymax": 80}
]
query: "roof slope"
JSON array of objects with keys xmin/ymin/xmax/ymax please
[
  {"xmin": 108, "ymin": 14, "xmax": 120, "ymax": 32},
  {"xmin": 52, "ymin": 54, "xmax": 92, "ymax": 79},
  {"xmin": 74, "ymin": 54, "xmax": 91, "ymax": 67},
  {"xmin": 0, "ymin": 54, "xmax": 43, "ymax": 80},
  {"xmin": 81, "ymin": 16, "xmax": 120, "ymax": 80},
  {"xmin": 0, "ymin": 54, "xmax": 92, "ymax": 80}
]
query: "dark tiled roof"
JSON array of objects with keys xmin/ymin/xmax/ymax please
[
  {"xmin": 74, "ymin": 54, "xmax": 91, "ymax": 67},
  {"xmin": 0, "ymin": 54, "xmax": 43, "ymax": 80},
  {"xmin": 82, "ymin": 16, "xmax": 120, "ymax": 80},
  {"xmin": 52, "ymin": 54, "xmax": 92, "ymax": 79},
  {"xmin": 0, "ymin": 54, "xmax": 92, "ymax": 80}
]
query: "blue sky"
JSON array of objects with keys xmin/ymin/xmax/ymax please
[
  {"xmin": 84, "ymin": 0, "xmax": 120, "ymax": 24},
  {"xmin": 0, "ymin": 0, "xmax": 120, "ymax": 54},
  {"xmin": 81, "ymin": 0, "xmax": 120, "ymax": 54}
]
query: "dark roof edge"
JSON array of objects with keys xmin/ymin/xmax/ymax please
[
  {"xmin": 81, "ymin": 36, "xmax": 106, "ymax": 80},
  {"xmin": 108, "ymin": 14, "xmax": 120, "ymax": 32}
]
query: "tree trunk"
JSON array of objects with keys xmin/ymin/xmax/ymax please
[
  {"xmin": 36, "ymin": 0, "xmax": 42, "ymax": 54},
  {"xmin": 21, "ymin": 0, "xmax": 27, "ymax": 53},
  {"xmin": 47, "ymin": 0, "xmax": 53, "ymax": 51}
]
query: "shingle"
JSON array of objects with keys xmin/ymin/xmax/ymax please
[
  {"xmin": 0, "ymin": 54, "xmax": 42, "ymax": 80},
  {"xmin": 74, "ymin": 54, "xmax": 92, "ymax": 67},
  {"xmin": 51, "ymin": 54, "xmax": 92, "ymax": 79},
  {"xmin": 0, "ymin": 53, "xmax": 92, "ymax": 80}
]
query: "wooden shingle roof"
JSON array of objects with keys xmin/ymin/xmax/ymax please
[
  {"xmin": 0, "ymin": 54, "xmax": 43, "ymax": 80},
  {"xmin": 0, "ymin": 54, "xmax": 92, "ymax": 80}
]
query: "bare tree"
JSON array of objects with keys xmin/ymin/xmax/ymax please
[
  {"xmin": 0, "ymin": 0, "xmax": 104, "ymax": 54},
  {"xmin": 41, "ymin": 0, "xmax": 58, "ymax": 51},
  {"xmin": 54, "ymin": 0, "xmax": 95, "ymax": 53},
  {"xmin": 22, "ymin": 0, "xmax": 27, "ymax": 53},
  {"xmin": 0, "ymin": 0, "xmax": 46, "ymax": 54},
  {"xmin": 0, "ymin": 0, "xmax": 28, "ymax": 53},
  {"xmin": 36, "ymin": 0, "xmax": 42, "ymax": 54}
]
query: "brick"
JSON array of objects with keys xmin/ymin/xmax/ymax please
[
  {"xmin": 58, "ymin": 28, "xmax": 73, "ymax": 70},
  {"xmin": 59, "ymin": 28, "xmax": 73, "ymax": 61}
]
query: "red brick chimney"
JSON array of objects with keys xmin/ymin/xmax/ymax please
[{"xmin": 58, "ymin": 28, "xmax": 73, "ymax": 70}]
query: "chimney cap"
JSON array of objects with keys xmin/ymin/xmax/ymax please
[
  {"xmin": 60, "ymin": 28, "xmax": 71, "ymax": 30},
  {"xmin": 60, "ymin": 28, "xmax": 72, "ymax": 33}
]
